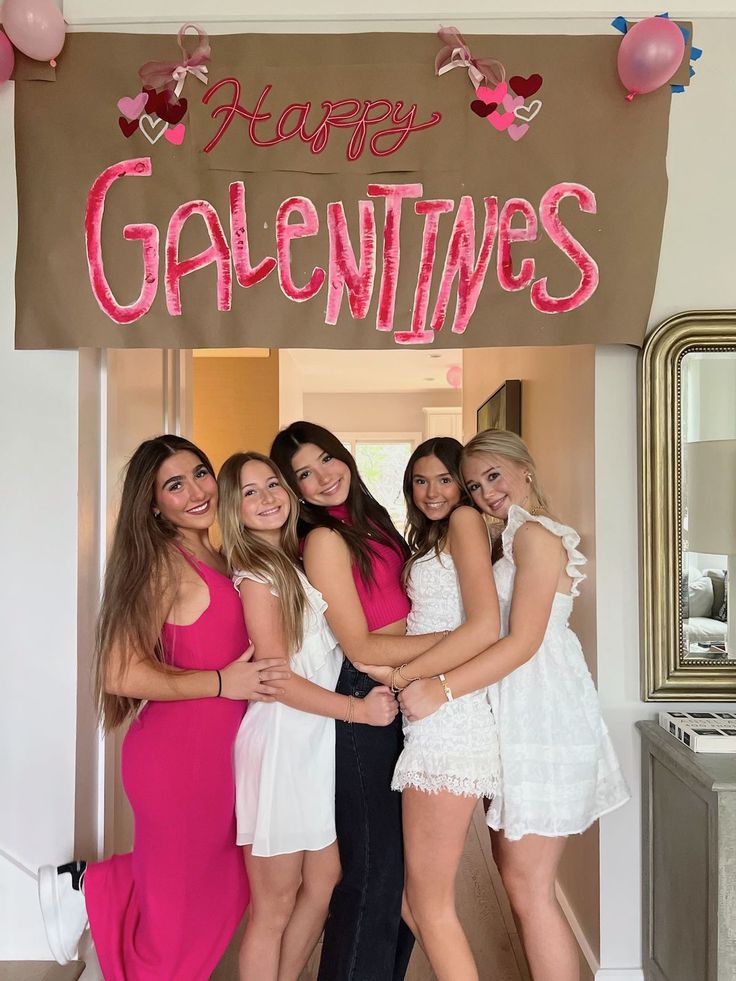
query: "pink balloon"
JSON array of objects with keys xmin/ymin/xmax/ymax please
[
  {"xmin": 617, "ymin": 17, "xmax": 685, "ymax": 100},
  {"xmin": 446, "ymin": 364, "xmax": 463, "ymax": 389},
  {"xmin": 2, "ymin": 0, "xmax": 66, "ymax": 62},
  {"xmin": 0, "ymin": 30, "xmax": 14, "ymax": 83}
]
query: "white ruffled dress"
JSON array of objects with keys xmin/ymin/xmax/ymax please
[
  {"xmin": 233, "ymin": 569, "xmax": 343, "ymax": 856},
  {"xmin": 392, "ymin": 550, "xmax": 501, "ymax": 798},
  {"xmin": 487, "ymin": 505, "xmax": 630, "ymax": 840}
]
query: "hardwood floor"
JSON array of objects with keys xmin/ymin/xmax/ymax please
[{"xmin": 18, "ymin": 805, "xmax": 532, "ymax": 981}]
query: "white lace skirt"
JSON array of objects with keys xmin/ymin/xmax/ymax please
[{"xmin": 392, "ymin": 690, "xmax": 501, "ymax": 798}]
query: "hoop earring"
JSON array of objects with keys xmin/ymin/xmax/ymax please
[
  {"xmin": 525, "ymin": 473, "xmax": 533, "ymax": 484},
  {"xmin": 153, "ymin": 509, "xmax": 161, "ymax": 518}
]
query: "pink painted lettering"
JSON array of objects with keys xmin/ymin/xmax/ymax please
[
  {"xmin": 531, "ymin": 183, "xmax": 599, "ymax": 314},
  {"xmin": 325, "ymin": 200, "xmax": 376, "ymax": 324},
  {"xmin": 229, "ymin": 182, "xmax": 277, "ymax": 288},
  {"xmin": 497, "ymin": 197, "xmax": 538, "ymax": 292},
  {"xmin": 85, "ymin": 157, "xmax": 159, "ymax": 326},
  {"xmin": 276, "ymin": 197, "xmax": 326, "ymax": 302},
  {"xmin": 368, "ymin": 183, "xmax": 423, "ymax": 331},
  {"xmin": 165, "ymin": 201, "xmax": 232, "ymax": 316}
]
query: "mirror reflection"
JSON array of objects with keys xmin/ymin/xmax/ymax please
[{"xmin": 681, "ymin": 351, "xmax": 736, "ymax": 661}]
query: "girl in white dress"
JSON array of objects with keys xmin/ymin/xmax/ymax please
[
  {"xmin": 397, "ymin": 430, "xmax": 630, "ymax": 981},
  {"xmin": 218, "ymin": 452, "xmax": 398, "ymax": 981},
  {"xmin": 356, "ymin": 437, "xmax": 501, "ymax": 981}
]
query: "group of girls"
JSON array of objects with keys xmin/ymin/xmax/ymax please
[{"xmin": 39, "ymin": 422, "xmax": 629, "ymax": 981}]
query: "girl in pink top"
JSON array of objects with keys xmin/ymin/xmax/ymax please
[
  {"xmin": 38, "ymin": 436, "xmax": 290, "ymax": 980},
  {"xmin": 272, "ymin": 422, "xmax": 450, "ymax": 981}
]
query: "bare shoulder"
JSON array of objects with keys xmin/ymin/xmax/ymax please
[
  {"xmin": 449, "ymin": 504, "xmax": 485, "ymax": 531},
  {"xmin": 448, "ymin": 505, "xmax": 488, "ymax": 547},
  {"xmin": 513, "ymin": 520, "xmax": 565, "ymax": 561},
  {"xmin": 303, "ymin": 526, "xmax": 351, "ymax": 570}
]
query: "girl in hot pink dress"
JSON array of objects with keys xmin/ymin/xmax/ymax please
[{"xmin": 38, "ymin": 435, "xmax": 290, "ymax": 980}]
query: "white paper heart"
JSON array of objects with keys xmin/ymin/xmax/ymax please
[
  {"xmin": 514, "ymin": 99, "xmax": 542, "ymax": 123},
  {"xmin": 138, "ymin": 113, "xmax": 169, "ymax": 145}
]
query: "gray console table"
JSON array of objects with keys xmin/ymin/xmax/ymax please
[{"xmin": 638, "ymin": 722, "xmax": 736, "ymax": 981}]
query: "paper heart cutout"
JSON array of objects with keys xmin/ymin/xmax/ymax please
[
  {"xmin": 502, "ymin": 93, "xmax": 524, "ymax": 113},
  {"xmin": 476, "ymin": 81, "xmax": 507, "ymax": 104},
  {"xmin": 470, "ymin": 99, "xmax": 498, "ymax": 118},
  {"xmin": 165, "ymin": 123, "xmax": 186, "ymax": 146},
  {"xmin": 143, "ymin": 86, "xmax": 188, "ymax": 125},
  {"xmin": 117, "ymin": 92, "xmax": 147, "ymax": 121},
  {"xmin": 509, "ymin": 74, "xmax": 543, "ymax": 98},
  {"xmin": 138, "ymin": 113, "xmax": 169, "ymax": 145},
  {"xmin": 157, "ymin": 95, "xmax": 188, "ymax": 125},
  {"xmin": 118, "ymin": 116, "xmax": 139, "ymax": 138},
  {"xmin": 488, "ymin": 109, "xmax": 515, "ymax": 132},
  {"xmin": 508, "ymin": 122, "xmax": 529, "ymax": 142},
  {"xmin": 514, "ymin": 99, "xmax": 542, "ymax": 123}
]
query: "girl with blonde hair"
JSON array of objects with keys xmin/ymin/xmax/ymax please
[
  {"xmin": 374, "ymin": 429, "xmax": 629, "ymax": 981},
  {"xmin": 218, "ymin": 451, "xmax": 397, "ymax": 981}
]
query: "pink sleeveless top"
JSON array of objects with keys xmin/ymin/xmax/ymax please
[{"xmin": 327, "ymin": 504, "xmax": 410, "ymax": 631}]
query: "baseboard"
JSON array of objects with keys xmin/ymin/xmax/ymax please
[
  {"xmin": 595, "ymin": 972, "xmax": 645, "ymax": 980},
  {"xmin": 555, "ymin": 882, "xmax": 600, "ymax": 974},
  {"xmin": 555, "ymin": 883, "xmax": 646, "ymax": 981}
]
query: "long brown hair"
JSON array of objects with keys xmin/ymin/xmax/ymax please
[
  {"xmin": 402, "ymin": 437, "xmax": 469, "ymax": 583},
  {"xmin": 270, "ymin": 421, "xmax": 410, "ymax": 583},
  {"xmin": 94, "ymin": 435, "xmax": 216, "ymax": 732},
  {"xmin": 218, "ymin": 452, "xmax": 307, "ymax": 656}
]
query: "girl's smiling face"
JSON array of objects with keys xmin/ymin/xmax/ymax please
[
  {"xmin": 153, "ymin": 451, "xmax": 217, "ymax": 531},
  {"xmin": 238, "ymin": 459, "xmax": 291, "ymax": 541},
  {"xmin": 462, "ymin": 452, "xmax": 531, "ymax": 522},
  {"xmin": 290, "ymin": 442, "xmax": 352, "ymax": 508},
  {"xmin": 410, "ymin": 454, "xmax": 462, "ymax": 522}
]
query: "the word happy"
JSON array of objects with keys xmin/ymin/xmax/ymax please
[{"xmin": 85, "ymin": 157, "xmax": 600, "ymax": 341}]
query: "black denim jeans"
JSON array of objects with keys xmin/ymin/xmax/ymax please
[{"xmin": 317, "ymin": 659, "xmax": 415, "ymax": 981}]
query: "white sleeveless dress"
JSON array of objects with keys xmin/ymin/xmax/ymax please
[
  {"xmin": 487, "ymin": 505, "xmax": 630, "ymax": 840},
  {"xmin": 233, "ymin": 568, "xmax": 343, "ymax": 856},
  {"xmin": 392, "ymin": 550, "xmax": 501, "ymax": 798}
]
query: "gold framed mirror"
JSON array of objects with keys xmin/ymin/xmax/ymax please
[{"xmin": 641, "ymin": 311, "xmax": 736, "ymax": 700}]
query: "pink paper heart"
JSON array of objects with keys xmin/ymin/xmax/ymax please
[
  {"xmin": 502, "ymin": 93, "xmax": 524, "ymax": 113},
  {"xmin": 475, "ymin": 81, "xmax": 507, "ymax": 104},
  {"xmin": 508, "ymin": 122, "xmax": 529, "ymax": 142},
  {"xmin": 164, "ymin": 123, "xmax": 186, "ymax": 146},
  {"xmin": 488, "ymin": 109, "xmax": 515, "ymax": 132},
  {"xmin": 117, "ymin": 92, "xmax": 147, "ymax": 121}
]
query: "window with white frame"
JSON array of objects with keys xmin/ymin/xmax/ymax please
[{"xmin": 338, "ymin": 432, "xmax": 421, "ymax": 535}]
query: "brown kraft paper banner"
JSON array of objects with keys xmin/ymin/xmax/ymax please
[{"xmin": 14, "ymin": 31, "xmax": 679, "ymax": 350}]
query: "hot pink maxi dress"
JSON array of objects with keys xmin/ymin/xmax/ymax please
[{"xmin": 85, "ymin": 553, "xmax": 250, "ymax": 980}]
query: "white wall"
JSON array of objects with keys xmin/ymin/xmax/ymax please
[
  {"xmin": 303, "ymin": 389, "xmax": 460, "ymax": 435},
  {"xmin": 2, "ymin": 2, "xmax": 736, "ymax": 970}
]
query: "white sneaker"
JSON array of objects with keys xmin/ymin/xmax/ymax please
[{"xmin": 38, "ymin": 860, "xmax": 89, "ymax": 965}]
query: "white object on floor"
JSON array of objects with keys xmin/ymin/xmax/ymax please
[
  {"xmin": 38, "ymin": 863, "xmax": 89, "ymax": 965},
  {"xmin": 78, "ymin": 929, "xmax": 104, "ymax": 980}
]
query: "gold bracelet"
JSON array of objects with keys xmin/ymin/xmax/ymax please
[
  {"xmin": 437, "ymin": 673, "xmax": 454, "ymax": 702},
  {"xmin": 345, "ymin": 695, "xmax": 355, "ymax": 724},
  {"xmin": 390, "ymin": 667, "xmax": 401, "ymax": 694},
  {"xmin": 397, "ymin": 663, "xmax": 419, "ymax": 685}
]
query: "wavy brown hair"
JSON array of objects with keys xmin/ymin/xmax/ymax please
[
  {"xmin": 402, "ymin": 437, "xmax": 469, "ymax": 583},
  {"xmin": 270, "ymin": 421, "xmax": 409, "ymax": 584},
  {"xmin": 94, "ymin": 435, "xmax": 216, "ymax": 732},
  {"xmin": 218, "ymin": 452, "xmax": 307, "ymax": 657}
]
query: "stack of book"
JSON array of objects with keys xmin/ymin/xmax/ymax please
[{"xmin": 659, "ymin": 711, "xmax": 736, "ymax": 753}]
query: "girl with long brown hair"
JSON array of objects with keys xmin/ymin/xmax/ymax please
[
  {"xmin": 38, "ymin": 435, "xmax": 289, "ymax": 980},
  {"xmin": 270, "ymin": 422, "xmax": 486, "ymax": 981},
  {"xmin": 217, "ymin": 451, "xmax": 397, "ymax": 981},
  {"xmin": 394, "ymin": 430, "xmax": 629, "ymax": 981}
]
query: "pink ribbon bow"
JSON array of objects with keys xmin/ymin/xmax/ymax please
[
  {"xmin": 138, "ymin": 23, "xmax": 211, "ymax": 94},
  {"xmin": 435, "ymin": 27, "xmax": 505, "ymax": 90}
]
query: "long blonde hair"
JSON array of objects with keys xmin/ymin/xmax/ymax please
[
  {"xmin": 95, "ymin": 435, "xmax": 215, "ymax": 732},
  {"xmin": 462, "ymin": 429, "xmax": 552, "ymax": 529},
  {"xmin": 218, "ymin": 452, "xmax": 307, "ymax": 656}
]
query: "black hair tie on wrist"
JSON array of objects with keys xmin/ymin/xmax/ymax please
[{"xmin": 215, "ymin": 669, "xmax": 222, "ymax": 697}]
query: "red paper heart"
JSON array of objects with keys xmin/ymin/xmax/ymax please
[
  {"xmin": 470, "ymin": 99, "xmax": 498, "ymax": 118},
  {"xmin": 143, "ymin": 86, "xmax": 188, "ymax": 125},
  {"xmin": 118, "ymin": 116, "xmax": 139, "ymax": 138},
  {"xmin": 509, "ymin": 74, "xmax": 543, "ymax": 98},
  {"xmin": 157, "ymin": 95, "xmax": 188, "ymax": 125}
]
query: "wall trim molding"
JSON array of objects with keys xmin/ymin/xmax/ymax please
[
  {"xmin": 595, "ymin": 972, "xmax": 646, "ymax": 980},
  {"xmin": 555, "ymin": 881, "xmax": 600, "ymax": 974}
]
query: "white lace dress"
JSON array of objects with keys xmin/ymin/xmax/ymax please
[
  {"xmin": 391, "ymin": 550, "xmax": 501, "ymax": 798},
  {"xmin": 232, "ymin": 569, "xmax": 343, "ymax": 856},
  {"xmin": 487, "ymin": 505, "xmax": 630, "ymax": 840}
]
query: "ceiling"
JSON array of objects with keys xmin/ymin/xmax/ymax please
[{"xmin": 285, "ymin": 348, "xmax": 463, "ymax": 393}]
